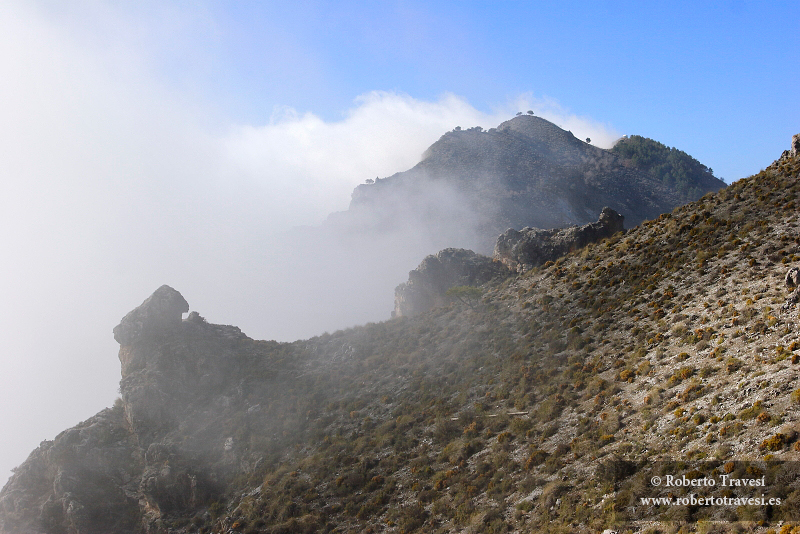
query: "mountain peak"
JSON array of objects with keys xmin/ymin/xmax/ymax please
[
  {"xmin": 344, "ymin": 115, "xmax": 724, "ymax": 254},
  {"xmin": 497, "ymin": 113, "xmax": 578, "ymax": 139}
]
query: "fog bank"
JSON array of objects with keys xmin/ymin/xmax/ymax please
[{"xmin": 0, "ymin": 2, "xmax": 623, "ymax": 483}]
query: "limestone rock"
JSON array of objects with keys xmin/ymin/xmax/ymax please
[
  {"xmin": 792, "ymin": 133, "xmax": 800, "ymax": 157},
  {"xmin": 493, "ymin": 207, "xmax": 624, "ymax": 272},
  {"xmin": 113, "ymin": 285, "xmax": 189, "ymax": 346},
  {"xmin": 393, "ymin": 248, "xmax": 510, "ymax": 317},
  {"xmin": 786, "ymin": 267, "xmax": 800, "ymax": 289},
  {"xmin": 0, "ymin": 407, "xmax": 141, "ymax": 534},
  {"xmin": 114, "ymin": 287, "xmax": 247, "ymax": 438},
  {"xmin": 0, "ymin": 287, "xmax": 258, "ymax": 534},
  {"xmin": 784, "ymin": 267, "xmax": 800, "ymax": 311}
]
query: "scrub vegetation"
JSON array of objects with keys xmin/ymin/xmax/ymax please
[
  {"xmin": 2, "ymin": 149, "xmax": 800, "ymax": 534},
  {"xmin": 195, "ymin": 148, "xmax": 800, "ymax": 533}
]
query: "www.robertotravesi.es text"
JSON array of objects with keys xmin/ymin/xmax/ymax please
[{"xmin": 639, "ymin": 494, "xmax": 781, "ymax": 507}]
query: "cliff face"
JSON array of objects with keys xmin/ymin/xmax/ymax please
[
  {"xmin": 335, "ymin": 115, "xmax": 724, "ymax": 253},
  {"xmin": 0, "ymin": 406, "xmax": 140, "ymax": 534},
  {"xmin": 0, "ymin": 286, "xmax": 293, "ymax": 534}
]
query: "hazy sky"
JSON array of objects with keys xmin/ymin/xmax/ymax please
[{"xmin": 1, "ymin": 0, "xmax": 798, "ymax": 482}]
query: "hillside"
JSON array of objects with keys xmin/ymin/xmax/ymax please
[
  {"xmin": 0, "ymin": 140, "xmax": 797, "ymax": 534},
  {"xmin": 611, "ymin": 135, "xmax": 720, "ymax": 200},
  {"xmin": 333, "ymin": 115, "xmax": 725, "ymax": 253}
]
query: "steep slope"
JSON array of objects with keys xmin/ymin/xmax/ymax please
[
  {"xmin": 1, "ymin": 141, "xmax": 796, "ymax": 534},
  {"xmin": 334, "ymin": 115, "xmax": 725, "ymax": 253}
]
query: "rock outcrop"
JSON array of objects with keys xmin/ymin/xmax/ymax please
[
  {"xmin": 0, "ymin": 407, "xmax": 141, "ymax": 534},
  {"xmin": 113, "ymin": 285, "xmax": 189, "ymax": 346},
  {"xmin": 0, "ymin": 287, "xmax": 262, "ymax": 534},
  {"xmin": 778, "ymin": 132, "xmax": 800, "ymax": 162},
  {"xmin": 393, "ymin": 248, "xmax": 510, "ymax": 318},
  {"xmin": 393, "ymin": 208, "xmax": 625, "ymax": 317},
  {"xmin": 493, "ymin": 207, "xmax": 625, "ymax": 272},
  {"xmin": 786, "ymin": 267, "xmax": 800, "ymax": 289},
  {"xmin": 784, "ymin": 267, "xmax": 800, "ymax": 311}
]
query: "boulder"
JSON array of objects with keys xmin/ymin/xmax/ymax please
[
  {"xmin": 784, "ymin": 267, "xmax": 800, "ymax": 312},
  {"xmin": 786, "ymin": 267, "xmax": 800, "ymax": 289}
]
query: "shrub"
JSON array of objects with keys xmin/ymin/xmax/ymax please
[
  {"xmin": 760, "ymin": 433, "xmax": 787, "ymax": 452},
  {"xmin": 726, "ymin": 357, "xmax": 744, "ymax": 373},
  {"xmin": 757, "ymin": 411, "xmax": 772, "ymax": 424},
  {"xmin": 739, "ymin": 401, "xmax": 764, "ymax": 420},
  {"xmin": 617, "ymin": 369, "xmax": 635, "ymax": 382},
  {"xmin": 525, "ymin": 450, "xmax": 549, "ymax": 469},
  {"xmin": 667, "ymin": 366, "xmax": 695, "ymax": 386}
]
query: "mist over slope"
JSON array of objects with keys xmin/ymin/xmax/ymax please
[
  {"xmin": 245, "ymin": 114, "xmax": 724, "ymax": 345},
  {"xmin": 1, "ymin": 134, "xmax": 796, "ymax": 533}
]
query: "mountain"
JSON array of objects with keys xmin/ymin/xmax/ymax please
[
  {"xmin": 219, "ymin": 114, "xmax": 723, "ymax": 346},
  {"xmin": 1, "ymin": 135, "xmax": 797, "ymax": 534},
  {"xmin": 329, "ymin": 115, "xmax": 725, "ymax": 253}
]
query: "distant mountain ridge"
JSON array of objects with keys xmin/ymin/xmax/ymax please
[{"xmin": 331, "ymin": 115, "xmax": 725, "ymax": 253}]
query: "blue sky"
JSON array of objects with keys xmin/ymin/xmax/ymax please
[
  {"xmin": 87, "ymin": 0, "xmax": 799, "ymax": 182},
  {"xmin": 0, "ymin": 0, "xmax": 798, "ymax": 484},
  {"xmin": 35, "ymin": 1, "xmax": 799, "ymax": 181}
]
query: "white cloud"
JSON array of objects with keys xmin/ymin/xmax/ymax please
[
  {"xmin": 221, "ymin": 91, "xmax": 622, "ymax": 226},
  {"xmin": 223, "ymin": 91, "xmax": 509, "ymax": 225}
]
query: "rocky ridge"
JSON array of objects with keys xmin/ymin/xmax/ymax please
[
  {"xmin": 493, "ymin": 206, "xmax": 625, "ymax": 273},
  {"xmin": 1, "ymin": 137, "xmax": 799, "ymax": 534}
]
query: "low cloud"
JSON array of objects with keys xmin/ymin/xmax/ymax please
[
  {"xmin": 224, "ymin": 91, "xmax": 516, "ymax": 225},
  {"xmin": 221, "ymin": 91, "xmax": 621, "ymax": 227}
]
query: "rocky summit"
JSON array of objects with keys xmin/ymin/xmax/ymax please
[
  {"xmin": 331, "ymin": 115, "xmax": 725, "ymax": 253},
  {"xmin": 2, "ymin": 134, "xmax": 799, "ymax": 534}
]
